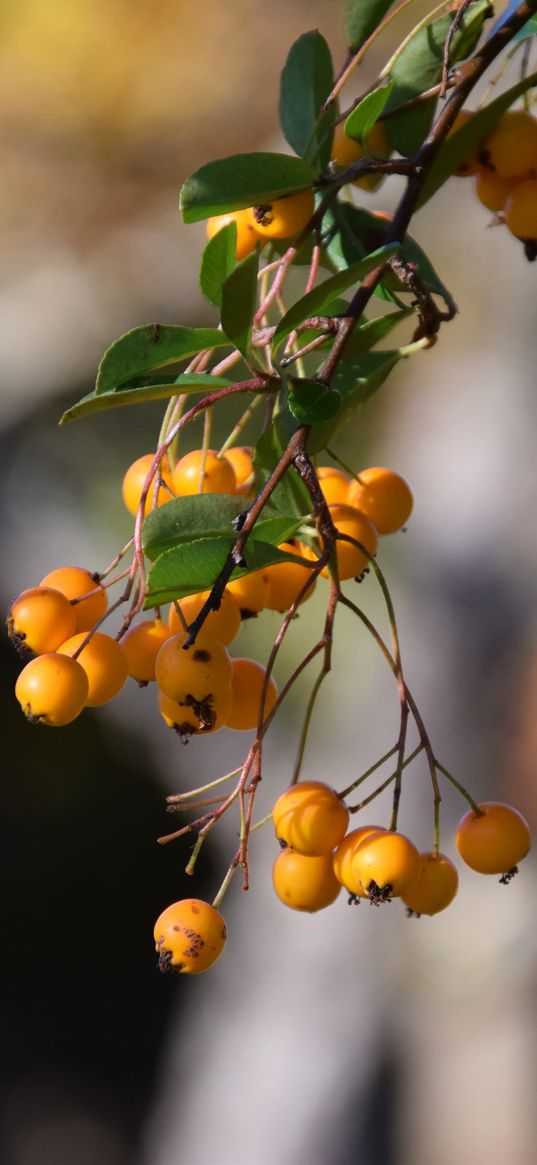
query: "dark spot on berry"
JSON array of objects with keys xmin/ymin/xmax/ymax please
[{"xmin": 193, "ymin": 649, "xmax": 211, "ymax": 663}]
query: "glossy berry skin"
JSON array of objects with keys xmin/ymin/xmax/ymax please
[
  {"xmin": 227, "ymin": 569, "xmax": 270, "ymax": 617},
  {"xmin": 350, "ymin": 829, "xmax": 421, "ymax": 900},
  {"xmin": 122, "ymin": 454, "xmax": 174, "ymax": 517},
  {"xmin": 225, "ymin": 446, "xmax": 255, "ymax": 497},
  {"xmin": 455, "ymin": 802, "xmax": 531, "ymax": 875},
  {"xmin": 121, "ymin": 618, "xmax": 172, "ymax": 683},
  {"xmin": 330, "ymin": 120, "xmax": 390, "ymax": 189},
  {"xmin": 155, "ymin": 630, "xmax": 232, "ymax": 705},
  {"xmin": 250, "ymin": 189, "xmax": 315, "ymax": 239},
  {"xmin": 504, "ymin": 179, "xmax": 537, "ymax": 240},
  {"xmin": 272, "ymin": 849, "xmax": 341, "ymax": 912},
  {"xmin": 272, "ymin": 781, "xmax": 349, "ymax": 857},
  {"xmin": 40, "ymin": 566, "xmax": 107, "ymax": 634},
  {"xmin": 322, "ymin": 504, "xmax": 378, "ymax": 581},
  {"xmin": 206, "ymin": 210, "xmax": 259, "ymax": 260},
  {"xmin": 159, "ymin": 686, "xmax": 232, "ymax": 736},
  {"xmin": 225, "ymin": 657, "xmax": 278, "ymax": 731},
  {"xmin": 480, "ymin": 110, "xmax": 537, "ymax": 179},
  {"xmin": 172, "ymin": 449, "xmax": 236, "ymax": 496},
  {"xmin": 154, "ymin": 899, "xmax": 227, "ymax": 974},
  {"xmin": 474, "ymin": 167, "xmax": 515, "ymax": 213},
  {"xmin": 7, "ymin": 586, "xmax": 76, "ymax": 656},
  {"xmin": 263, "ymin": 544, "xmax": 317, "ymax": 612},
  {"xmin": 333, "ymin": 825, "xmax": 386, "ymax": 896},
  {"xmin": 317, "ymin": 466, "xmax": 352, "ymax": 506},
  {"xmin": 347, "ymin": 467, "xmax": 413, "ymax": 535},
  {"xmin": 58, "ymin": 632, "xmax": 128, "ymax": 706},
  {"xmin": 15, "ymin": 653, "xmax": 89, "ymax": 726},
  {"xmin": 168, "ymin": 589, "xmax": 241, "ymax": 646},
  {"xmin": 402, "ymin": 852, "xmax": 459, "ymax": 915}
]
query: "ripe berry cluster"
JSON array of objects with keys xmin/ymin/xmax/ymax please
[{"xmin": 455, "ymin": 107, "xmax": 537, "ymax": 258}]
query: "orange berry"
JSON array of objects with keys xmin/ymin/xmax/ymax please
[
  {"xmin": 272, "ymin": 849, "xmax": 341, "ymax": 912},
  {"xmin": 58, "ymin": 631, "xmax": 128, "ymax": 706},
  {"xmin": 121, "ymin": 453, "xmax": 174, "ymax": 517},
  {"xmin": 263, "ymin": 543, "xmax": 317, "ymax": 611},
  {"xmin": 154, "ymin": 898, "xmax": 227, "ymax": 974},
  {"xmin": 317, "ymin": 465, "xmax": 352, "ymax": 506},
  {"xmin": 172, "ymin": 449, "xmax": 236, "ymax": 496},
  {"xmin": 40, "ymin": 566, "xmax": 107, "ymax": 634},
  {"xmin": 227, "ymin": 569, "xmax": 270, "ymax": 617},
  {"xmin": 480, "ymin": 110, "xmax": 537, "ymax": 179},
  {"xmin": 121, "ymin": 618, "xmax": 172, "ymax": 683},
  {"xmin": 402, "ymin": 852, "xmax": 459, "ymax": 915},
  {"xmin": 330, "ymin": 120, "xmax": 390, "ymax": 190},
  {"xmin": 225, "ymin": 446, "xmax": 255, "ymax": 497},
  {"xmin": 272, "ymin": 780, "xmax": 349, "ymax": 856},
  {"xmin": 321, "ymin": 504, "xmax": 378, "ymax": 581},
  {"xmin": 15, "ymin": 653, "xmax": 89, "ymax": 726},
  {"xmin": 455, "ymin": 801, "xmax": 531, "ymax": 875},
  {"xmin": 168, "ymin": 589, "xmax": 241, "ymax": 646},
  {"xmin": 474, "ymin": 167, "xmax": 516, "ymax": 213},
  {"xmin": 250, "ymin": 189, "xmax": 315, "ymax": 239},
  {"xmin": 225, "ymin": 657, "xmax": 278, "ymax": 731},
  {"xmin": 350, "ymin": 829, "xmax": 421, "ymax": 901},
  {"xmin": 504, "ymin": 178, "xmax": 537, "ymax": 240},
  {"xmin": 333, "ymin": 825, "xmax": 387, "ymax": 896},
  {"xmin": 155, "ymin": 630, "xmax": 232, "ymax": 705},
  {"xmin": 347, "ymin": 467, "xmax": 413, "ymax": 535},
  {"xmin": 159, "ymin": 685, "xmax": 232, "ymax": 737},
  {"xmin": 206, "ymin": 209, "xmax": 259, "ymax": 260},
  {"xmin": 7, "ymin": 586, "xmax": 76, "ymax": 656}
]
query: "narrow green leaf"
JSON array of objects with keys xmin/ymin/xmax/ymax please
[
  {"xmin": 344, "ymin": 82, "xmax": 394, "ymax": 142},
  {"xmin": 60, "ymin": 373, "xmax": 234, "ymax": 425},
  {"xmin": 307, "ymin": 349, "xmax": 401, "ymax": 452},
  {"xmin": 254, "ymin": 420, "xmax": 312, "ymax": 519},
  {"xmin": 180, "ymin": 153, "xmax": 317, "ymax": 224},
  {"xmin": 199, "ymin": 222, "xmax": 237, "ymax": 307},
  {"xmin": 288, "ymin": 382, "xmax": 341, "ymax": 426},
  {"xmin": 279, "ymin": 31, "xmax": 335, "ymax": 169},
  {"xmin": 384, "ymin": 2, "xmax": 492, "ymax": 154},
  {"xmin": 513, "ymin": 13, "xmax": 537, "ymax": 42},
  {"xmin": 346, "ymin": 0, "xmax": 395, "ymax": 51},
  {"xmin": 145, "ymin": 538, "xmax": 314, "ymax": 606},
  {"xmin": 344, "ymin": 308, "xmax": 414, "ymax": 353},
  {"xmin": 220, "ymin": 250, "xmax": 259, "ymax": 360},
  {"xmin": 95, "ymin": 325, "xmax": 228, "ymax": 393},
  {"xmin": 419, "ymin": 69, "xmax": 537, "ymax": 206},
  {"xmin": 272, "ymin": 243, "xmax": 399, "ymax": 353}
]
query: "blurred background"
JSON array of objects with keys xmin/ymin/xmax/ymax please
[{"xmin": 1, "ymin": 1, "xmax": 537, "ymax": 1163}]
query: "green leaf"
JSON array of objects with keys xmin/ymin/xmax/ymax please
[
  {"xmin": 95, "ymin": 325, "xmax": 228, "ymax": 393},
  {"xmin": 220, "ymin": 250, "xmax": 259, "ymax": 360},
  {"xmin": 309, "ymin": 349, "xmax": 401, "ymax": 451},
  {"xmin": 384, "ymin": 2, "xmax": 491, "ymax": 154},
  {"xmin": 345, "ymin": 308, "xmax": 414, "ymax": 352},
  {"xmin": 346, "ymin": 0, "xmax": 395, "ymax": 51},
  {"xmin": 60, "ymin": 373, "xmax": 234, "ymax": 424},
  {"xmin": 254, "ymin": 420, "xmax": 312, "ymax": 519},
  {"xmin": 513, "ymin": 14, "xmax": 537, "ymax": 42},
  {"xmin": 199, "ymin": 222, "xmax": 237, "ymax": 307},
  {"xmin": 419, "ymin": 69, "xmax": 537, "ymax": 206},
  {"xmin": 180, "ymin": 153, "xmax": 317, "ymax": 224},
  {"xmin": 279, "ymin": 31, "xmax": 335, "ymax": 169},
  {"xmin": 272, "ymin": 243, "xmax": 399, "ymax": 353},
  {"xmin": 145, "ymin": 538, "xmax": 314, "ymax": 606},
  {"xmin": 344, "ymin": 82, "xmax": 394, "ymax": 142},
  {"xmin": 143, "ymin": 492, "xmax": 303, "ymax": 563},
  {"xmin": 288, "ymin": 382, "xmax": 341, "ymax": 426}
]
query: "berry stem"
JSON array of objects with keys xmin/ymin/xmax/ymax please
[{"xmin": 434, "ymin": 759, "xmax": 483, "ymax": 814}]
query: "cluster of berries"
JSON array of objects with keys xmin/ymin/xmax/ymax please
[
  {"xmin": 270, "ymin": 781, "xmax": 531, "ymax": 916},
  {"xmin": 455, "ymin": 108, "xmax": 537, "ymax": 255},
  {"xmin": 152, "ymin": 784, "xmax": 531, "ymax": 975}
]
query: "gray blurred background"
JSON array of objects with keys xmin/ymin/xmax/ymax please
[{"xmin": 1, "ymin": 2, "xmax": 537, "ymax": 1163}]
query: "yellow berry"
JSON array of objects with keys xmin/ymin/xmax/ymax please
[
  {"xmin": 121, "ymin": 618, "xmax": 172, "ymax": 683},
  {"xmin": 154, "ymin": 898, "xmax": 227, "ymax": 974},
  {"xmin": 158, "ymin": 685, "xmax": 232, "ymax": 736},
  {"xmin": 172, "ymin": 449, "xmax": 236, "ymax": 496},
  {"xmin": 40, "ymin": 566, "xmax": 107, "ymax": 634},
  {"xmin": 272, "ymin": 780, "xmax": 349, "ymax": 856},
  {"xmin": 58, "ymin": 631, "xmax": 128, "ymax": 706},
  {"xmin": 321, "ymin": 504, "xmax": 378, "ymax": 580},
  {"xmin": 168, "ymin": 589, "xmax": 241, "ymax": 646},
  {"xmin": 122, "ymin": 453, "xmax": 174, "ymax": 516},
  {"xmin": 155, "ymin": 630, "xmax": 232, "ymax": 705},
  {"xmin": 15, "ymin": 653, "xmax": 89, "ymax": 727},
  {"xmin": 263, "ymin": 543, "xmax": 317, "ymax": 611},
  {"xmin": 7, "ymin": 586, "xmax": 77, "ymax": 656},
  {"xmin": 250, "ymin": 190, "xmax": 315, "ymax": 239},
  {"xmin": 402, "ymin": 852, "xmax": 459, "ymax": 915},
  {"xmin": 206, "ymin": 209, "xmax": 259, "ymax": 260},
  {"xmin": 347, "ymin": 467, "xmax": 413, "ymax": 535},
  {"xmin": 272, "ymin": 849, "xmax": 341, "ymax": 912},
  {"xmin": 225, "ymin": 657, "xmax": 278, "ymax": 730}
]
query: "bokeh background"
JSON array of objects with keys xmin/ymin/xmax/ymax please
[{"xmin": 1, "ymin": 2, "xmax": 537, "ymax": 1163}]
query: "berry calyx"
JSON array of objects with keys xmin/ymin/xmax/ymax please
[
  {"xmin": 250, "ymin": 189, "xmax": 315, "ymax": 239},
  {"xmin": 350, "ymin": 829, "xmax": 421, "ymax": 902}
]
